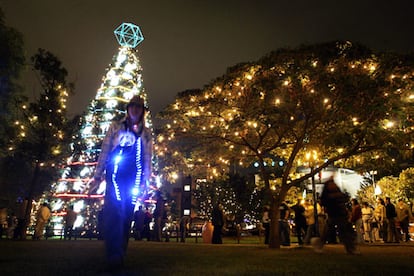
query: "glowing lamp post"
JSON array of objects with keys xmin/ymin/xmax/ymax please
[{"xmin": 306, "ymin": 150, "xmax": 319, "ymax": 236}]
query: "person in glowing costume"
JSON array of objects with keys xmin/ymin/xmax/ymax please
[{"xmin": 93, "ymin": 95, "xmax": 152, "ymax": 270}]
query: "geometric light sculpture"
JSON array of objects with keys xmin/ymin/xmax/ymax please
[{"xmin": 114, "ymin": 22, "xmax": 144, "ymax": 48}]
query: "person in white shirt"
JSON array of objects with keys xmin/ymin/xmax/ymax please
[
  {"xmin": 33, "ymin": 203, "xmax": 51, "ymax": 240},
  {"xmin": 361, "ymin": 202, "xmax": 374, "ymax": 243}
]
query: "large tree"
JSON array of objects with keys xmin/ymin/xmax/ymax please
[
  {"xmin": 0, "ymin": 8, "xmax": 26, "ymax": 209},
  {"xmin": 8, "ymin": 49, "xmax": 78, "ymax": 238},
  {"xmin": 158, "ymin": 41, "xmax": 414, "ymax": 248}
]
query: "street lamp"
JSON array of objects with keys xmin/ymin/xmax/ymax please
[
  {"xmin": 306, "ymin": 150, "xmax": 319, "ymax": 237},
  {"xmin": 371, "ymin": 170, "xmax": 381, "ymax": 197}
]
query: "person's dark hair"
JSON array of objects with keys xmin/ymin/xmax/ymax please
[{"xmin": 127, "ymin": 95, "xmax": 146, "ymax": 110}]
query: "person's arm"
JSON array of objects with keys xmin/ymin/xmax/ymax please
[
  {"xmin": 350, "ymin": 206, "xmax": 357, "ymax": 222},
  {"xmin": 88, "ymin": 122, "xmax": 118, "ymax": 194},
  {"xmin": 94, "ymin": 122, "xmax": 117, "ymax": 181},
  {"xmin": 284, "ymin": 206, "xmax": 290, "ymax": 220},
  {"xmin": 141, "ymin": 127, "xmax": 153, "ymax": 184}
]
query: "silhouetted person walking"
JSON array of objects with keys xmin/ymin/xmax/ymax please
[
  {"xmin": 318, "ymin": 178, "xmax": 357, "ymax": 254},
  {"xmin": 212, "ymin": 203, "xmax": 225, "ymax": 244}
]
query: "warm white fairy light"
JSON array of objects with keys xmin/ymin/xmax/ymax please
[
  {"xmin": 275, "ymin": 98, "xmax": 281, "ymax": 105},
  {"xmin": 384, "ymin": 120, "xmax": 395, "ymax": 129},
  {"xmin": 352, "ymin": 117, "xmax": 359, "ymax": 126},
  {"xmin": 171, "ymin": 172, "xmax": 179, "ymax": 180}
]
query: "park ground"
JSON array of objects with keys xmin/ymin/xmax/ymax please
[{"xmin": 0, "ymin": 237, "xmax": 413, "ymax": 275}]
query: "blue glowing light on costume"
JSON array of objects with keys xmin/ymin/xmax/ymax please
[
  {"xmin": 114, "ymin": 155, "xmax": 122, "ymax": 164},
  {"xmin": 131, "ymin": 187, "xmax": 139, "ymax": 196},
  {"xmin": 114, "ymin": 23, "xmax": 144, "ymax": 48},
  {"xmin": 112, "ymin": 149, "xmax": 123, "ymax": 201},
  {"xmin": 111, "ymin": 137, "xmax": 142, "ymax": 205},
  {"xmin": 131, "ymin": 137, "xmax": 142, "ymax": 205}
]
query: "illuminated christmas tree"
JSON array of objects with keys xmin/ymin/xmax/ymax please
[{"xmin": 46, "ymin": 23, "xmax": 158, "ymax": 237}]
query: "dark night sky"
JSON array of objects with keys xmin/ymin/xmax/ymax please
[{"xmin": 1, "ymin": 0, "xmax": 413, "ymax": 117}]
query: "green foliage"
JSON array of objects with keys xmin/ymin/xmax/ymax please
[
  {"xmin": 192, "ymin": 173, "xmax": 266, "ymax": 222},
  {"xmin": 0, "ymin": 10, "xmax": 24, "ymax": 90},
  {"xmin": 193, "ymin": 177, "xmax": 243, "ymax": 221},
  {"xmin": 5, "ymin": 49, "xmax": 76, "ymax": 202},
  {"xmin": 398, "ymin": 168, "xmax": 414, "ymax": 200},
  {"xmin": 358, "ymin": 167, "xmax": 414, "ymax": 206},
  {"xmin": 0, "ymin": 8, "xmax": 25, "ymax": 158}
]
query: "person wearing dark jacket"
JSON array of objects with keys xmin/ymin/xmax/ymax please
[
  {"xmin": 318, "ymin": 178, "xmax": 357, "ymax": 254},
  {"xmin": 133, "ymin": 205, "xmax": 145, "ymax": 240},
  {"xmin": 385, "ymin": 197, "xmax": 399, "ymax": 243},
  {"xmin": 262, "ymin": 205, "xmax": 271, "ymax": 244},
  {"xmin": 291, "ymin": 199, "xmax": 307, "ymax": 246},
  {"xmin": 211, "ymin": 203, "xmax": 225, "ymax": 244},
  {"xmin": 350, "ymin": 199, "xmax": 363, "ymax": 244}
]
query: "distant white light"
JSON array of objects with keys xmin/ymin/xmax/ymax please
[
  {"xmin": 110, "ymin": 76, "xmax": 120, "ymax": 86},
  {"xmin": 106, "ymin": 99, "xmax": 118, "ymax": 109},
  {"xmin": 82, "ymin": 126, "xmax": 92, "ymax": 135},
  {"xmin": 80, "ymin": 167, "xmax": 90, "ymax": 177},
  {"xmin": 73, "ymin": 179, "xmax": 84, "ymax": 192},
  {"xmin": 73, "ymin": 201, "xmax": 84, "ymax": 213},
  {"xmin": 125, "ymin": 63, "xmax": 137, "ymax": 72},
  {"xmin": 122, "ymin": 72, "xmax": 132, "ymax": 80},
  {"xmin": 116, "ymin": 53, "xmax": 127, "ymax": 65}
]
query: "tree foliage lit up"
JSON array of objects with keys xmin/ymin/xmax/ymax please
[
  {"xmin": 157, "ymin": 41, "xmax": 414, "ymax": 248},
  {"xmin": 6, "ymin": 49, "xmax": 76, "ymax": 237}
]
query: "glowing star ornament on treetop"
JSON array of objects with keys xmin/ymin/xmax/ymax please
[{"xmin": 114, "ymin": 23, "xmax": 144, "ymax": 48}]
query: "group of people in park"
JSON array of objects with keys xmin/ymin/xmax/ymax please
[
  {"xmin": 353, "ymin": 196, "xmax": 413, "ymax": 244},
  {"xmin": 131, "ymin": 195, "xmax": 169, "ymax": 243},
  {"xmin": 263, "ymin": 177, "xmax": 413, "ymax": 254},
  {"xmin": 1, "ymin": 201, "xmax": 53, "ymax": 241}
]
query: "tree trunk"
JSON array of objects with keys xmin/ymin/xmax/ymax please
[
  {"xmin": 268, "ymin": 197, "xmax": 281, "ymax": 248},
  {"xmin": 21, "ymin": 162, "xmax": 40, "ymax": 240}
]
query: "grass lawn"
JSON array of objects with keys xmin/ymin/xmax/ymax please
[{"xmin": 0, "ymin": 237, "xmax": 413, "ymax": 275}]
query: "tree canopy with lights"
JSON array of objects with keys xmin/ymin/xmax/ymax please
[
  {"xmin": 157, "ymin": 41, "xmax": 414, "ymax": 248},
  {"xmin": 4, "ymin": 49, "xmax": 76, "ymax": 238}
]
